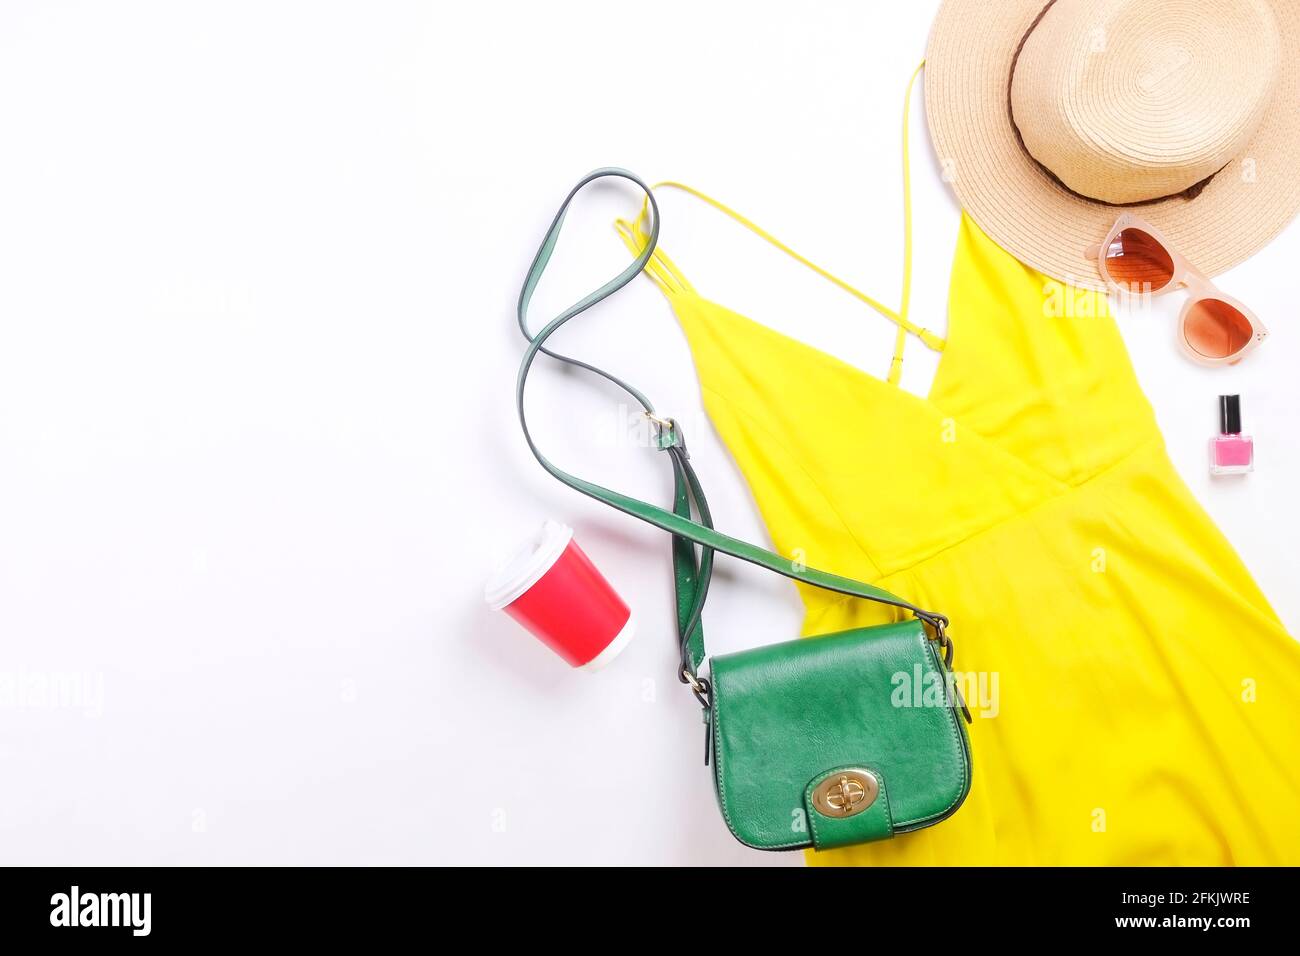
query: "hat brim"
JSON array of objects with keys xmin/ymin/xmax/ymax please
[{"xmin": 925, "ymin": 0, "xmax": 1300, "ymax": 290}]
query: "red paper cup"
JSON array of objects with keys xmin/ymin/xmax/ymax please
[{"xmin": 485, "ymin": 520, "xmax": 634, "ymax": 671}]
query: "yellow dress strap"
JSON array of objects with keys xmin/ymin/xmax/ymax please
[
  {"xmin": 888, "ymin": 61, "xmax": 925, "ymax": 385},
  {"xmin": 613, "ymin": 218, "xmax": 696, "ymax": 296},
  {"xmin": 616, "ymin": 61, "xmax": 943, "ymax": 385}
]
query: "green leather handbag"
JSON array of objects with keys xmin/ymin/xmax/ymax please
[{"xmin": 516, "ymin": 169, "xmax": 972, "ymax": 851}]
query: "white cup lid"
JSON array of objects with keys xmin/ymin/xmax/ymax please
[{"xmin": 483, "ymin": 520, "xmax": 574, "ymax": 609}]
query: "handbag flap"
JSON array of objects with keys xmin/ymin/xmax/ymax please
[{"xmin": 709, "ymin": 620, "xmax": 971, "ymax": 851}]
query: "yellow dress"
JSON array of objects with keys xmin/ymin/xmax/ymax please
[{"xmin": 617, "ymin": 194, "xmax": 1300, "ymax": 866}]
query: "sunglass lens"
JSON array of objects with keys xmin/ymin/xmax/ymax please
[
  {"xmin": 1103, "ymin": 228, "xmax": 1176, "ymax": 293},
  {"xmin": 1184, "ymin": 298, "xmax": 1255, "ymax": 359}
]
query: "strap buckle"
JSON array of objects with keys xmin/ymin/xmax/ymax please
[
  {"xmin": 681, "ymin": 668, "xmax": 711, "ymax": 709},
  {"xmin": 926, "ymin": 614, "xmax": 954, "ymax": 668},
  {"xmin": 645, "ymin": 412, "xmax": 686, "ymax": 453},
  {"xmin": 683, "ymin": 671, "xmax": 714, "ymax": 766},
  {"xmin": 924, "ymin": 615, "xmax": 972, "ymax": 723}
]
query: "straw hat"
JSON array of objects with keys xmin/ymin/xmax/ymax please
[{"xmin": 925, "ymin": 0, "xmax": 1300, "ymax": 289}]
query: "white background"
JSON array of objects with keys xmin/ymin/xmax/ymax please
[{"xmin": 1, "ymin": 1, "xmax": 1295, "ymax": 866}]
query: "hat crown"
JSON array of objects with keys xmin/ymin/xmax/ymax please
[{"xmin": 1010, "ymin": 0, "xmax": 1280, "ymax": 204}]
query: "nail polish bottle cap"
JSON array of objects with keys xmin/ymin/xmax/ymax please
[{"xmin": 1219, "ymin": 394, "xmax": 1242, "ymax": 436}]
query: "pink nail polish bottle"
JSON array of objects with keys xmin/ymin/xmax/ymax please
[{"xmin": 1210, "ymin": 395, "xmax": 1254, "ymax": 475}]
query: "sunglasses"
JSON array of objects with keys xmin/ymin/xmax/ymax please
[{"xmin": 1085, "ymin": 213, "xmax": 1268, "ymax": 366}]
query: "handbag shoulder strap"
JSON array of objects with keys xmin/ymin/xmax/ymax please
[{"xmin": 515, "ymin": 169, "xmax": 950, "ymax": 701}]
